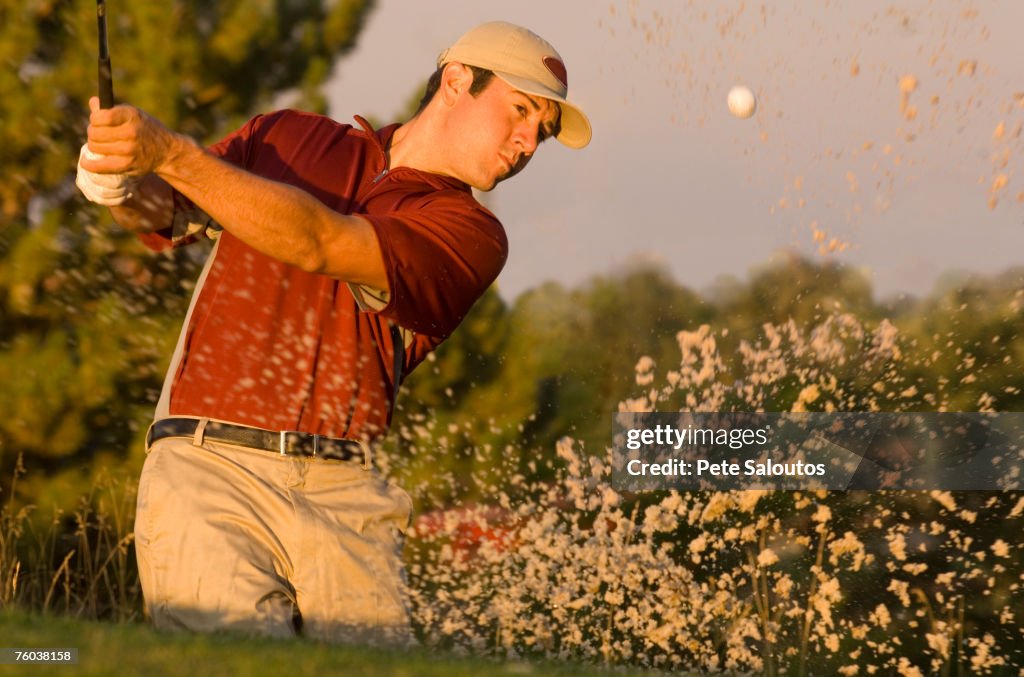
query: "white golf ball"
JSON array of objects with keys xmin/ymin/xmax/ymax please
[{"xmin": 727, "ymin": 85, "xmax": 757, "ymax": 119}]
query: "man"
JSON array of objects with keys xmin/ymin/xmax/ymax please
[{"xmin": 75, "ymin": 21, "xmax": 590, "ymax": 644}]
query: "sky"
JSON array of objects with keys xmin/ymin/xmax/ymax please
[{"xmin": 326, "ymin": 0, "xmax": 1024, "ymax": 303}]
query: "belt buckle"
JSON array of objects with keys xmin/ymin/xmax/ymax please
[{"xmin": 279, "ymin": 430, "xmax": 318, "ymax": 456}]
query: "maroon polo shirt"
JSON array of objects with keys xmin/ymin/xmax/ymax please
[{"xmin": 139, "ymin": 110, "xmax": 507, "ymax": 441}]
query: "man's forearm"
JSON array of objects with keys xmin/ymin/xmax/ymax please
[
  {"xmin": 110, "ymin": 174, "xmax": 174, "ymax": 233},
  {"xmin": 155, "ymin": 135, "xmax": 388, "ymax": 290}
]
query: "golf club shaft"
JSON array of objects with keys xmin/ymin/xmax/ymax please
[{"xmin": 97, "ymin": 0, "xmax": 114, "ymax": 108}]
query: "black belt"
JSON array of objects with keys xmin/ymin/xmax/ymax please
[{"xmin": 147, "ymin": 418, "xmax": 366, "ymax": 464}]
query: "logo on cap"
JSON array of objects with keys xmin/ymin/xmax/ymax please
[{"xmin": 542, "ymin": 56, "xmax": 568, "ymax": 89}]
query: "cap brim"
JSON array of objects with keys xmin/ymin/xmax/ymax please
[{"xmin": 493, "ymin": 71, "xmax": 592, "ymax": 149}]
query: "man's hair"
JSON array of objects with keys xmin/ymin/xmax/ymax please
[{"xmin": 414, "ymin": 64, "xmax": 495, "ymax": 115}]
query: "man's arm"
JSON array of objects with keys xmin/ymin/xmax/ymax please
[
  {"xmin": 109, "ymin": 173, "xmax": 175, "ymax": 234},
  {"xmin": 80, "ymin": 98, "xmax": 389, "ymax": 292}
]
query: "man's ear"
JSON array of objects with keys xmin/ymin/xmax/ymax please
[{"xmin": 440, "ymin": 62, "xmax": 472, "ymax": 106}]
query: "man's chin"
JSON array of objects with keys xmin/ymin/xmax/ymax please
[
  {"xmin": 487, "ymin": 166, "xmax": 523, "ymax": 190},
  {"xmin": 471, "ymin": 163, "xmax": 525, "ymax": 191},
  {"xmin": 474, "ymin": 175, "xmax": 504, "ymax": 192}
]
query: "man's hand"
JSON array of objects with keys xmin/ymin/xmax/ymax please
[
  {"xmin": 77, "ymin": 96, "xmax": 182, "ymax": 231},
  {"xmin": 79, "ymin": 96, "xmax": 184, "ymax": 177},
  {"xmin": 76, "ymin": 143, "xmax": 140, "ymax": 206}
]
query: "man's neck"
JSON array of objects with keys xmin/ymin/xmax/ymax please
[{"xmin": 386, "ymin": 115, "xmax": 451, "ymax": 179}]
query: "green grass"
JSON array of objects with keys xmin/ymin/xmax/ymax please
[{"xmin": 0, "ymin": 611, "xmax": 661, "ymax": 676}]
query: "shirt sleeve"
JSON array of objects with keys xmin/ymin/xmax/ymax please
[
  {"xmin": 136, "ymin": 114, "xmax": 270, "ymax": 251},
  {"xmin": 358, "ymin": 193, "xmax": 508, "ymax": 338}
]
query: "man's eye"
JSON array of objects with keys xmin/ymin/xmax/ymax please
[{"xmin": 515, "ymin": 105, "xmax": 527, "ymax": 117}]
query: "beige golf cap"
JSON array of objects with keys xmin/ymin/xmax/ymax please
[{"xmin": 438, "ymin": 21, "xmax": 592, "ymax": 149}]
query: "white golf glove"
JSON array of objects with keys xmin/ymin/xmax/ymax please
[{"xmin": 75, "ymin": 144, "xmax": 137, "ymax": 206}]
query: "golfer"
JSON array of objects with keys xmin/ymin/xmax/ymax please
[{"xmin": 75, "ymin": 21, "xmax": 590, "ymax": 644}]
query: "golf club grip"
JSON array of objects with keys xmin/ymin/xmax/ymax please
[{"xmin": 98, "ymin": 57, "xmax": 114, "ymax": 109}]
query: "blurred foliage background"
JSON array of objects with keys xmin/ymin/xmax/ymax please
[{"xmin": 1, "ymin": 0, "xmax": 1023, "ymax": 518}]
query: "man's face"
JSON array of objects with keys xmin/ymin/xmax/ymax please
[{"xmin": 449, "ymin": 73, "xmax": 561, "ymax": 191}]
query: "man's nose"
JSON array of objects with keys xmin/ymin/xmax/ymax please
[{"xmin": 513, "ymin": 121, "xmax": 539, "ymax": 155}]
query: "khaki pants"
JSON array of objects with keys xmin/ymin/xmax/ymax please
[{"xmin": 134, "ymin": 434, "xmax": 414, "ymax": 646}]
